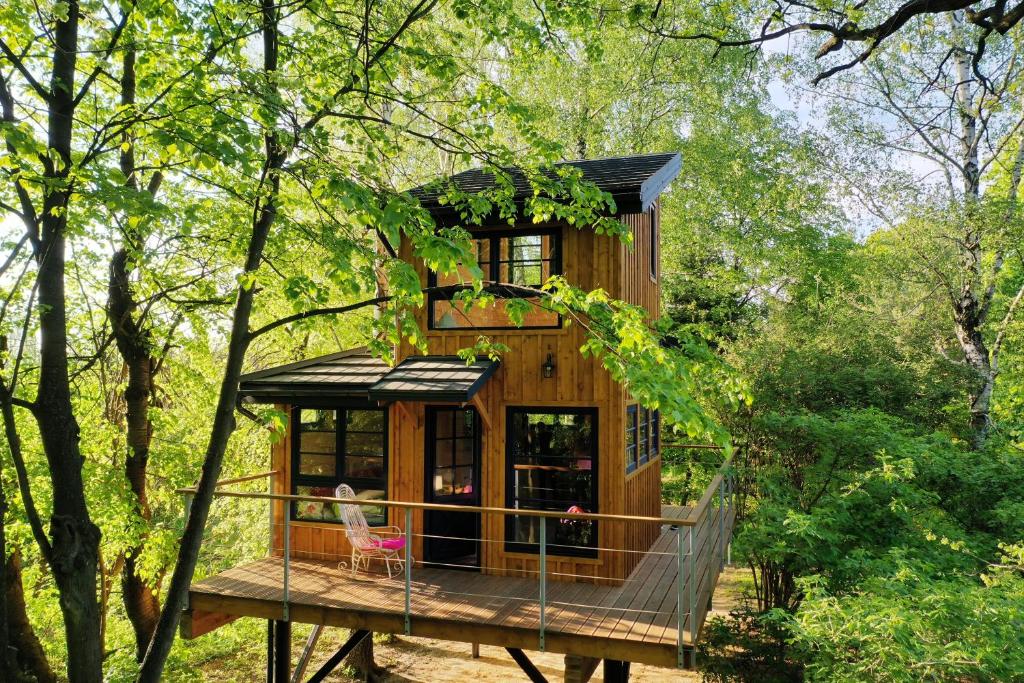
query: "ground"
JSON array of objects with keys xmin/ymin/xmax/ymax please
[{"xmin": 198, "ymin": 567, "xmax": 748, "ymax": 682}]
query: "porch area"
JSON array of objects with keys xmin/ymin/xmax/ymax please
[{"xmin": 184, "ymin": 499, "xmax": 735, "ymax": 672}]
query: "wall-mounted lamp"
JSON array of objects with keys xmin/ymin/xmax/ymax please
[{"xmin": 542, "ymin": 353, "xmax": 556, "ymax": 379}]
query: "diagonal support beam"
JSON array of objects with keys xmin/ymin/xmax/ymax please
[
  {"xmin": 291, "ymin": 624, "xmax": 323, "ymax": 683},
  {"xmin": 506, "ymin": 648, "xmax": 548, "ymax": 683},
  {"xmin": 306, "ymin": 629, "xmax": 370, "ymax": 683}
]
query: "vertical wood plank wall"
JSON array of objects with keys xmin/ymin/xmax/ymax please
[{"xmin": 274, "ymin": 205, "xmax": 663, "ymax": 584}]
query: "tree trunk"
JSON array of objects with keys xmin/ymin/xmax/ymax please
[
  {"xmin": 33, "ymin": 1, "xmax": 105, "ymax": 676},
  {"xmin": 345, "ymin": 635, "xmax": 385, "ymax": 682},
  {"xmin": 5, "ymin": 552, "xmax": 58, "ymax": 683},
  {"xmin": 136, "ymin": 4, "xmax": 284, "ymax": 678},
  {"xmin": 108, "ymin": 245, "xmax": 163, "ymax": 659}
]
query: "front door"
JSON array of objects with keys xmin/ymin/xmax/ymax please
[{"xmin": 424, "ymin": 407, "xmax": 481, "ymax": 569}]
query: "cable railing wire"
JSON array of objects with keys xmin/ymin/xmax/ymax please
[{"xmin": 183, "ymin": 454, "xmax": 734, "ymax": 669}]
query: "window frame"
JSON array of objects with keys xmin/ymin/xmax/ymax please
[
  {"xmin": 504, "ymin": 406, "xmax": 599, "ymax": 558},
  {"xmin": 625, "ymin": 404, "xmax": 639, "ymax": 474},
  {"xmin": 638, "ymin": 406, "xmax": 650, "ymax": 467},
  {"xmin": 290, "ymin": 403, "xmax": 389, "ymax": 526},
  {"xmin": 427, "ymin": 227, "xmax": 563, "ymax": 331}
]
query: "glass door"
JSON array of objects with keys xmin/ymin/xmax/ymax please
[{"xmin": 424, "ymin": 407, "xmax": 481, "ymax": 569}]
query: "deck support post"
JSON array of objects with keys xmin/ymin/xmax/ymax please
[
  {"xmin": 271, "ymin": 619, "xmax": 290, "ymax": 683},
  {"xmin": 602, "ymin": 659, "xmax": 630, "ymax": 683},
  {"xmin": 283, "ymin": 503, "xmax": 290, "ymax": 621},
  {"xmin": 688, "ymin": 527, "xmax": 696, "ymax": 657},
  {"xmin": 718, "ymin": 479, "xmax": 725, "ymax": 571},
  {"xmin": 539, "ymin": 516, "xmax": 547, "ymax": 651},
  {"xmin": 506, "ymin": 648, "xmax": 548, "ymax": 683},
  {"xmin": 306, "ymin": 629, "xmax": 370, "ymax": 683},
  {"xmin": 676, "ymin": 527, "xmax": 685, "ymax": 667},
  {"xmin": 404, "ymin": 507, "xmax": 412, "ymax": 635},
  {"xmin": 266, "ymin": 620, "xmax": 274, "ymax": 683}
]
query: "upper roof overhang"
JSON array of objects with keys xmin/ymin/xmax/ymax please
[{"xmin": 410, "ymin": 152, "xmax": 682, "ymax": 227}]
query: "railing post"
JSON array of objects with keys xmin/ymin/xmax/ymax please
[
  {"xmin": 688, "ymin": 526, "xmax": 696, "ymax": 658},
  {"xmin": 283, "ymin": 501, "xmax": 290, "ymax": 622},
  {"xmin": 718, "ymin": 479, "xmax": 725, "ymax": 571},
  {"xmin": 676, "ymin": 525, "xmax": 685, "ymax": 668},
  {"xmin": 404, "ymin": 507, "xmax": 412, "ymax": 636},
  {"xmin": 539, "ymin": 517, "xmax": 547, "ymax": 652}
]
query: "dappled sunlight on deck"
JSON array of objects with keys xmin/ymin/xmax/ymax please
[{"xmin": 186, "ymin": 503, "xmax": 734, "ymax": 670}]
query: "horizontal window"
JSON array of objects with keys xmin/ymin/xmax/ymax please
[
  {"xmin": 292, "ymin": 406, "xmax": 387, "ymax": 525},
  {"xmin": 429, "ymin": 230, "xmax": 561, "ymax": 330}
]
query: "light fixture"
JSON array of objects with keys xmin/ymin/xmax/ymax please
[{"xmin": 542, "ymin": 353, "xmax": 555, "ymax": 378}]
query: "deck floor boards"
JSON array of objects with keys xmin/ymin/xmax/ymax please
[{"xmin": 189, "ymin": 505, "xmax": 732, "ymax": 668}]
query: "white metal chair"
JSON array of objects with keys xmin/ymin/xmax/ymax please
[{"xmin": 335, "ymin": 483, "xmax": 410, "ymax": 578}]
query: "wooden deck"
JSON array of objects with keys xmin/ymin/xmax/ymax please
[{"xmin": 186, "ymin": 504, "xmax": 734, "ymax": 669}]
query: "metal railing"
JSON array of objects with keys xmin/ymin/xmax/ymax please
[{"xmin": 181, "ymin": 456, "xmax": 734, "ymax": 667}]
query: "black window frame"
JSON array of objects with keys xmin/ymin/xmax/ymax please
[
  {"xmin": 504, "ymin": 406, "xmax": 599, "ymax": 558},
  {"xmin": 625, "ymin": 404, "xmax": 638, "ymax": 474},
  {"xmin": 290, "ymin": 403, "xmax": 388, "ymax": 526},
  {"xmin": 427, "ymin": 227, "xmax": 563, "ymax": 331},
  {"xmin": 638, "ymin": 406, "xmax": 650, "ymax": 466}
]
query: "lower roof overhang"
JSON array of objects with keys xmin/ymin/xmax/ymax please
[{"xmin": 238, "ymin": 350, "xmax": 499, "ymax": 405}]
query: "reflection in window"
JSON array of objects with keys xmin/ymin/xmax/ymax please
[
  {"xmin": 292, "ymin": 406, "xmax": 387, "ymax": 525},
  {"xmin": 625, "ymin": 405, "xmax": 638, "ymax": 473},
  {"xmin": 430, "ymin": 408, "xmax": 477, "ymax": 498},
  {"xmin": 506, "ymin": 408, "xmax": 597, "ymax": 556},
  {"xmin": 429, "ymin": 230, "xmax": 560, "ymax": 329}
]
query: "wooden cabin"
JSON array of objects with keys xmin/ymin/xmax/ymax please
[
  {"xmin": 242, "ymin": 152, "xmax": 679, "ymax": 584},
  {"xmin": 185, "ymin": 153, "xmax": 737, "ymax": 682}
]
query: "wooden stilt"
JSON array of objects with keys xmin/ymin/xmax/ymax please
[
  {"xmin": 306, "ymin": 629, "xmax": 371, "ymax": 683},
  {"xmin": 472, "ymin": 642, "xmax": 480, "ymax": 659},
  {"xmin": 602, "ymin": 659, "xmax": 630, "ymax": 683},
  {"xmin": 266, "ymin": 621, "xmax": 275, "ymax": 683},
  {"xmin": 273, "ymin": 620, "xmax": 290, "ymax": 683},
  {"xmin": 506, "ymin": 648, "xmax": 548, "ymax": 683}
]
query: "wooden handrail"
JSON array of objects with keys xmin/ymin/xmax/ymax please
[
  {"xmin": 682, "ymin": 453, "xmax": 734, "ymax": 526},
  {"xmin": 177, "ymin": 487, "xmax": 696, "ymax": 526},
  {"xmin": 180, "ymin": 455, "xmax": 733, "ymax": 528},
  {"xmin": 213, "ymin": 470, "xmax": 278, "ymax": 487}
]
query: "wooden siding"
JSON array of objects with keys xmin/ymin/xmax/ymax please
[
  {"xmin": 618, "ymin": 202, "xmax": 660, "ymax": 318},
  {"xmin": 274, "ymin": 213, "xmax": 664, "ymax": 583}
]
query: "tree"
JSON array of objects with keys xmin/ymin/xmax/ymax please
[{"xmin": 637, "ymin": 0, "xmax": 1024, "ymax": 83}]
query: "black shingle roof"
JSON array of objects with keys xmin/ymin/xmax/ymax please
[
  {"xmin": 411, "ymin": 152, "xmax": 681, "ymax": 225},
  {"xmin": 238, "ymin": 349, "xmax": 498, "ymax": 403}
]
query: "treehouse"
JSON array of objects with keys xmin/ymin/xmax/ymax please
[{"xmin": 182, "ymin": 153, "xmax": 736, "ymax": 683}]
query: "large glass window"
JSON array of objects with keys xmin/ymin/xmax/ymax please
[
  {"xmin": 506, "ymin": 408, "xmax": 597, "ymax": 556},
  {"xmin": 291, "ymin": 406, "xmax": 387, "ymax": 525},
  {"xmin": 429, "ymin": 229, "xmax": 561, "ymax": 329}
]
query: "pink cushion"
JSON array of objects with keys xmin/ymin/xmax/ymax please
[{"xmin": 374, "ymin": 537, "xmax": 405, "ymax": 550}]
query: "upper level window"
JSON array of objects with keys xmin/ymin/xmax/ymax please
[
  {"xmin": 429, "ymin": 229, "xmax": 561, "ymax": 330},
  {"xmin": 292, "ymin": 407, "xmax": 387, "ymax": 525}
]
